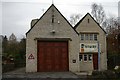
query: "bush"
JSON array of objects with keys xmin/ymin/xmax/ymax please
[
  {"xmin": 91, "ymin": 70, "xmax": 116, "ymax": 79},
  {"xmin": 92, "ymin": 71, "xmax": 107, "ymax": 78},
  {"xmin": 2, "ymin": 63, "xmax": 15, "ymax": 73},
  {"xmin": 14, "ymin": 53, "xmax": 25, "ymax": 68},
  {"xmin": 103, "ymin": 70, "xmax": 116, "ymax": 78},
  {"xmin": 114, "ymin": 66, "xmax": 120, "ymax": 78}
]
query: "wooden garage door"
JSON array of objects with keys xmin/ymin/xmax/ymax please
[{"xmin": 37, "ymin": 41, "xmax": 69, "ymax": 72}]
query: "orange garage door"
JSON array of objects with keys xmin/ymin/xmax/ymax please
[{"xmin": 37, "ymin": 41, "xmax": 69, "ymax": 72}]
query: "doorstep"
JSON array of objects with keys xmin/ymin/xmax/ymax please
[{"xmin": 75, "ymin": 71, "xmax": 92, "ymax": 76}]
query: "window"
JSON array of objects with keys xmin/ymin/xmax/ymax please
[
  {"xmin": 85, "ymin": 34, "xmax": 89, "ymax": 40},
  {"xmin": 81, "ymin": 44, "xmax": 84, "ymax": 48},
  {"xmin": 90, "ymin": 34, "xmax": 93, "ymax": 40},
  {"xmin": 94, "ymin": 34, "xmax": 97, "ymax": 41},
  {"xmin": 80, "ymin": 33, "xmax": 97, "ymax": 41},
  {"xmin": 85, "ymin": 45, "xmax": 87, "ymax": 48},
  {"xmin": 84, "ymin": 55, "xmax": 87, "ymax": 61},
  {"xmin": 88, "ymin": 19, "xmax": 90, "ymax": 23},
  {"xmin": 52, "ymin": 15, "xmax": 54, "ymax": 23},
  {"xmin": 79, "ymin": 54, "xmax": 93, "ymax": 62},
  {"xmin": 93, "ymin": 45, "xmax": 96, "ymax": 48},
  {"xmin": 81, "ymin": 34, "xmax": 84, "ymax": 40},
  {"xmin": 88, "ymin": 54, "xmax": 92, "ymax": 61},
  {"xmin": 90, "ymin": 46, "xmax": 92, "ymax": 48},
  {"xmin": 79, "ymin": 54, "xmax": 83, "ymax": 61}
]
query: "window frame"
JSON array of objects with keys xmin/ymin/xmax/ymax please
[
  {"xmin": 81, "ymin": 34, "xmax": 84, "ymax": 40},
  {"xmin": 85, "ymin": 34, "xmax": 89, "ymax": 40},
  {"xmin": 84, "ymin": 54, "xmax": 87, "ymax": 62},
  {"xmin": 94, "ymin": 34, "xmax": 97, "ymax": 41},
  {"xmin": 90, "ymin": 34, "xmax": 93, "ymax": 40},
  {"xmin": 80, "ymin": 33, "xmax": 98, "ymax": 41},
  {"xmin": 79, "ymin": 54, "xmax": 83, "ymax": 61},
  {"xmin": 88, "ymin": 54, "xmax": 92, "ymax": 62},
  {"xmin": 81, "ymin": 44, "xmax": 84, "ymax": 48},
  {"xmin": 88, "ymin": 19, "xmax": 90, "ymax": 23}
]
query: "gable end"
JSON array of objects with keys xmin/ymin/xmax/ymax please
[
  {"xmin": 74, "ymin": 13, "xmax": 106, "ymax": 34},
  {"xmin": 26, "ymin": 4, "xmax": 79, "ymax": 36}
]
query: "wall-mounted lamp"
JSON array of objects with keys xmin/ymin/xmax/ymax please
[
  {"xmin": 58, "ymin": 21, "xmax": 60, "ymax": 24},
  {"xmin": 51, "ymin": 30, "xmax": 55, "ymax": 34}
]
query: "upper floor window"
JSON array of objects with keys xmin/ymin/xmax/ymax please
[
  {"xmin": 88, "ymin": 19, "xmax": 90, "ymax": 23},
  {"xmin": 85, "ymin": 34, "xmax": 89, "ymax": 40},
  {"xmin": 52, "ymin": 15, "xmax": 54, "ymax": 23},
  {"xmin": 90, "ymin": 34, "xmax": 93, "ymax": 40},
  {"xmin": 81, "ymin": 34, "xmax": 84, "ymax": 40},
  {"xmin": 80, "ymin": 33, "xmax": 98, "ymax": 41},
  {"xmin": 94, "ymin": 34, "xmax": 97, "ymax": 41}
]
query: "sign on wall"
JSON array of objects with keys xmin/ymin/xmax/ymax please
[
  {"xmin": 80, "ymin": 43, "xmax": 100, "ymax": 53},
  {"xmin": 28, "ymin": 54, "xmax": 35, "ymax": 59}
]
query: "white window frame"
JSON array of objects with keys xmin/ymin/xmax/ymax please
[
  {"xmin": 85, "ymin": 34, "xmax": 89, "ymax": 40},
  {"xmin": 90, "ymin": 34, "xmax": 93, "ymax": 40},
  {"xmin": 81, "ymin": 34, "xmax": 84, "ymax": 40},
  {"xmin": 79, "ymin": 54, "xmax": 83, "ymax": 61},
  {"xmin": 81, "ymin": 44, "xmax": 84, "ymax": 48},
  {"xmin": 88, "ymin": 54, "xmax": 92, "ymax": 62},
  {"xmin": 94, "ymin": 34, "xmax": 97, "ymax": 41},
  {"xmin": 84, "ymin": 54, "xmax": 87, "ymax": 62}
]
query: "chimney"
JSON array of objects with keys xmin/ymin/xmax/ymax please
[{"xmin": 31, "ymin": 19, "xmax": 38, "ymax": 28}]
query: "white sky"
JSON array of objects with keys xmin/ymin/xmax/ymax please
[
  {"xmin": 118, "ymin": 1, "xmax": 120, "ymax": 25},
  {"xmin": 0, "ymin": 0, "xmax": 120, "ymax": 39}
]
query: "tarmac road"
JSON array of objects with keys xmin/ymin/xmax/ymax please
[{"xmin": 2, "ymin": 67, "xmax": 87, "ymax": 80}]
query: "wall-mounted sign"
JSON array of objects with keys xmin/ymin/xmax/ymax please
[
  {"xmin": 80, "ymin": 43, "xmax": 100, "ymax": 53},
  {"xmin": 72, "ymin": 59, "xmax": 76, "ymax": 63},
  {"xmin": 28, "ymin": 54, "xmax": 35, "ymax": 59}
]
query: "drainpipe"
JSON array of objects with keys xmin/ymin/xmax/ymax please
[{"xmin": 97, "ymin": 41, "xmax": 100, "ymax": 71}]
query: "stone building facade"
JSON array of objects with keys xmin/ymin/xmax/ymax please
[
  {"xmin": 26, "ymin": 4, "xmax": 107, "ymax": 73},
  {"xmin": 74, "ymin": 13, "xmax": 107, "ymax": 71}
]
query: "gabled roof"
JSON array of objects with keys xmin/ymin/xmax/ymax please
[
  {"xmin": 74, "ymin": 13, "xmax": 106, "ymax": 34},
  {"xmin": 26, "ymin": 4, "xmax": 79, "ymax": 35}
]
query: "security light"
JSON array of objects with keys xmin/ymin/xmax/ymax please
[
  {"xmin": 58, "ymin": 21, "xmax": 60, "ymax": 24},
  {"xmin": 51, "ymin": 30, "xmax": 55, "ymax": 34}
]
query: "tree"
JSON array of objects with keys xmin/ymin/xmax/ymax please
[
  {"xmin": 106, "ymin": 17, "xmax": 120, "ymax": 69},
  {"xmin": 2, "ymin": 34, "xmax": 26, "ymax": 69},
  {"xmin": 103, "ymin": 17, "xmax": 118, "ymax": 34},
  {"xmin": 18, "ymin": 38, "xmax": 26, "ymax": 59},
  {"xmin": 2, "ymin": 34, "xmax": 18, "ymax": 58},
  {"xmin": 2, "ymin": 35, "xmax": 8, "ymax": 54},
  {"xmin": 118, "ymin": 17, "xmax": 120, "ymax": 30},
  {"xmin": 69, "ymin": 13, "xmax": 82, "ymax": 26},
  {"xmin": 0, "ymin": 35, "xmax": 3, "ymax": 56},
  {"xmin": 14, "ymin": 37, "xmax": 26, "ymax": 67},
  {"xmin": 9, "ymin": 33, "xmax": 17, "ymax": 43},
  {"xmin": 91, "ymin": 3, "xmax": 106, "ymax": 28},
  {"xmin": 7, "ymin": 39, "xmax": 19, "ymax": 58}
]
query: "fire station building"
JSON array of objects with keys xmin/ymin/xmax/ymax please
[{"xmin": 26, "ymin": 4, "xmax": 107, "ymax": 73}]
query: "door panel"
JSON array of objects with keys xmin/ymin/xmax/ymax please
[
  {"xmin": 93, "ymin": 54, "xmax": 98, "ymax": 70},
  {"xmin": 37, "ymin": 41, "xmax": 68, "ymax": 72}
]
